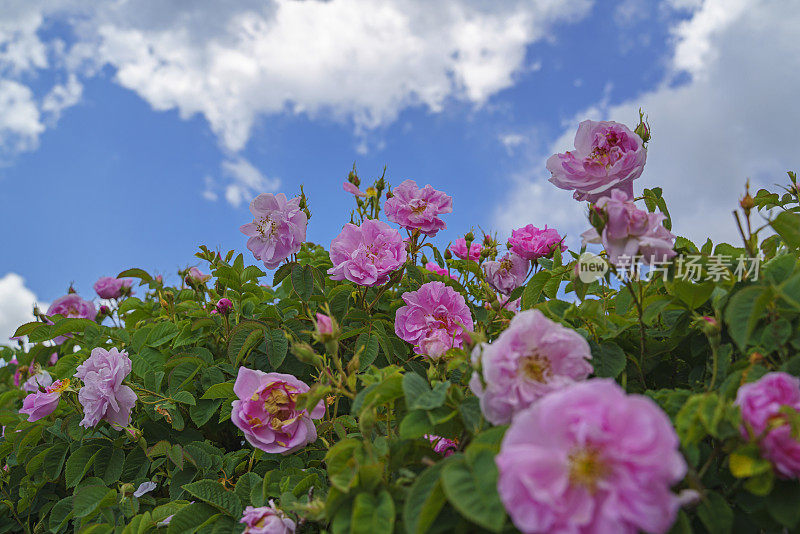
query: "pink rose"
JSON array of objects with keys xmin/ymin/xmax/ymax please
[
  {"xmin": 470, "ymin": 309, "xmax": 592, "ymax": 425},
  {"xmin": 423, "ymin": 262, "xmax": 457, "ymax": 280},
  {"xmin": 547, "ymin": 120, "xmax": 647, "ymax": 202},
  {"xmin": 47, "ymin": 294, "xmax": 97, "ymax": 344},
  {"xmin": 394, "ymin": 281, "xmax": 473, "ymax": 359},
  {"xmin": 231, "ymin": 368, "xmax": 325, "ymax": 454},
  {"xmin": 240, "ymin": 193, "xmax": 308, "ymax": 269},
  {"xmin": 74, "ymin": 347, "xmax": 137, "ymax": 429},
  {"xmin": 20, "ymin": 379, "xmax": 70, "ymax": 422},
  {"xmin": 315, "ymin": 313, "xmax": 333, "ymax": 335},
  {"xmin": 482, "ymin": 252, "xmax": 528, "ymax": 295},
  {"xmin": 215, "ymin": 298, "xmax": 234, "ymax": 315},
  {"xmin": 93, "ymin": 276, "xmax": 133, "ymax": 299},
  {"xmin": 497, "ymin": 379, "xmax": 686, "ymax": 534},
  {"xmin": 22, "ymin": 370, "xmax": 52, "ymax": 393},
  {"xmin": 186, "ymin": 267, "xmax": 211, "ymax": 285},
  {"xmin": 342, "ymin": 182, "xmax": 367, "ymax": 197},
  {"xmin": 240, "ymin": 503, "xmax": 296, "ymax": 534},
  {"xmin": 507, "ymin": 225, "xmax": 566, "ymax": 261},
  {"xmin": 581, "ymin": 190, "xmax": 676, "ymax": 265},
  {"xmin": 328, "ymin": 219, "xmax": 407, "ymax": 287},
  {"xmin": 384, "ymin": 179, "xmax": 452, "ymax": 236},
  {"xmin": 449, "ymin": 238, "xmax": 482, "ymax": 261},
  {"xmin": 425, "ymin": 434, "xmax": 457, "ymax": 456},
  {"xmin": 736, "ymin": 372, "xmax": 800, "ymax": 478}
]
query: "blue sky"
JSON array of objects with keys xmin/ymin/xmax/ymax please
[{"xmin": 1, "ymin": 0, "xmax": 798, "ymax": 340}]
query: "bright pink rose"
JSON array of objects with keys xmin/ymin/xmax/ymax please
[
  {"xmin": 425, "ymin": 434, "xmax": 457, "ymax": 456},
  {"xmin": 240, "ymin": 503, "xmax": 296, "ymax": 534},
  {"xmin": 47, "ymin": 294, "xmax": 97, "ymax": 344},
  {"xmin": 231, "ymin": 368, "xmax": 325, "ymax": 454},
  {"xmin": 424, "ymin": 262, "xmax": 457, "ymax": 280},
  {"xmin": 328, "ymin": 219, "xmax": 407, "ymax": 287},
  {"xmin": 384, "ymin": 179, "xmax": 452, "ymax": 236},
  {"xmin": 343, "ymin": 182, "xmax": 367, "ymax": 197},
  {"xmin": 497, "ymin": 379, "xmax": 686, "ymax": 534},
  {"xmin": 394, "ymin": 281, "xmax": 473, "ymax": 359},
  {"xmin": 22, "ymin": 370, "xmax": 52, "ymax": 393},
  {"xmin": 74, "ymin": 347, "xmax": 137, "ymax": 429},
  {"xmin": 736, "ymin": 372, "xmax": 800, "ymax": 478},
  {"xmin": 482, "ymin": 252, "xmax": 528, "ymax": 295},
  {"xmin": 470, "ymin": 309, "xmax": 592, "ymax": 425},
  {"xmin": 215, "ymin": 298, "xmax": 234, "ymax": 315},
  {"xmin": 93, "ymin": 277, "xmax": 133, "ymax": 299},
  {"xmin": 508, "ymin": 225, "xmax": 566, "ymax": 261},
  {"xmin": 186, "ymin": 267, "xmax": 211, "ymax": 285},
  {"xmin": 240, "ymin": 193, "xmax": 308, "ymax": 269},
  {"xmin": 581, "ymin": 189, "xmax": 676, "ymax": 265},
  {"xmin": 20, "ymin": 379, "xmax": 70, "ymax": 422},
  {"xmin": 315, "ymin": 313, "xmax": 333, "ymax": 335},
  {"xmin": 547, "ymin": 120, "xmax": 647, "ymax": 202},
  {"xmin": 449, "ymin": 238, "xmax": 482, "ymax": 261},
  {"xmin": 49, "ymin": 353, "xmax": 58, "ymax": 366}
]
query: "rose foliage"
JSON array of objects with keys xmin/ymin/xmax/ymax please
[{"xmin": 2, "ymin": 114, "xmax": 800, "ymax": 534}]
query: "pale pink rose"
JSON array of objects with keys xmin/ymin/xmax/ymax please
[
  {"xmin": 315, "ymin": 313, "xmax": 333, "ymax": 335},
  {"xmin": 240, "ymin": 503, "xmax": 296, "ymax": 533},
  {"xmin": 47, "ymin": 294, "xmax": 97, "ymax": 344},
  {"xmin": 470, "ymin": 309, "xmax": 592, "ymax": 425},
  {"xmin": 581, "ymin": 190, "xmax": 676, "ymax": 265},
  {"xmin": 424, "ymin": 262, "xmax": 457, "ymax": 280},
  {"xmin": 231, "ymin": 368, "xmax": 325, "ymax": 454},
  {"xmin": 343, "ymin": 182, "xmax": 367, "ymax": 197},
  {"xmin": 547, "ymin": 120, "xmax": 647, "ymax": 202},
  {"xmin": 93, "ymin": 277, "xmax": 133, "ymax": 299},
  {"xmin": 482, "ymin": 252, "xmax": 528, "ymax": 295},
  {"xmin": 74, "ymin": 347, "xmax": 137, "ymax": 429},
  {"xmin": 736, "ymin": 372, "xmax": 800, "ymax": 478},
  {"xmin": 328, "ymin": 219, "xmax": 407, "ymax": 287},
  {"xmin": 507, "ymin": 225, "xmax": 566, "ymax": 261},
  {"xmin": 185, "ymin": 267, "xmax": 211, "ymax": 285},
  {"xmin": 384, "ymin": 179, "xmax": 452, "ymax": 236},
  {"xmin": 22, "ymin": 370, "xmax": 52, "ymax": 393},
  {"xmin": 49, "ymin": 353, "xmax": 58, "ymax": 366},
  {"xmin": 425, "ymin": 434, "xmax": 457, "ymax": 456},
  {"xmin": 20, "ymin": 379, "xmax": 70, "ymax": 422},
  {"xmin": 394, "ymin": 281, "xmax": 473, "ymax": 359},
  {"xmin": 240, "ymin": 193, "xmax": 308, "ymax": 269},
  {"xmin": 449, "ymin": 238, "xmax": 482, "ymax": 261},
  {"xmin": 497, "ymin": 379, "xmax": 686, "ymax": 534}
]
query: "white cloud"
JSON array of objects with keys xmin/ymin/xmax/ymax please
[
  {"xmin": 0, "ymin": 273, "xmax": 44, "ymax": 345},
  {"xmin": 42, "ymin": 74, "xmax": 83, "ymax": 123},
  {"xmin": 215, "ymin": 157, "xmax": 281, "ymax": 208},
  {"xmin": 499, "ymin": 133, "xmax": 527, "ymax": 154},
  {"xmin": 495, "ymin": 0, "xmax": 800, "ymax": 247},
  {"xmin": 0, "ymin": 79, "xmax": 45, "ymax": 154}
]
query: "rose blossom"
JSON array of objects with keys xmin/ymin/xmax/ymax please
[
  {"xmin": 470, "ymin": 309, "xmax": 592, "ymax": 425},
  {"xmin": 240, "ymin": 503, "xmax": 296, "ymax": 534},
  {"xmin": 736, "ymin": 372, "xmax": 800, "ymax": 478},
  {"xmin": 47, "ymin": 294, "xmax": 97, "ymax": 344},
  {"xmin": 215, "ymin": 298, "xmax": 233, "ymax": 315},
  {"xmin": 547, "ymin": 120, "xmax": 647, "ymax": 202},
  {"xmin": 20, "ymin": 379, "xmax": 70, "ymax": 422},
  {"xmin": 343, "ymin": 182, "xmax": 367, "ymax": 197},
  {"xmin": 315, "ymin": 313, "xmax": 333, "ymax": 335},
  {"xmin": 496, "ymin": 379, "xmax": 687, "ymax": 534},
  {"xmin": 581, "ymin": 190, "xmax": 676, "ymax": 265},
  {"xmin": 424, "ymin": 262, "xmax": 457, "ymax": 280},
  {"xmin": 395, "ymin": 281, "xmax": 473, "ymax": 358},
  {"xmin": 74, "ymin": 347, "xmax": 137, "ymax": 429},
  {"xmin": 22, "ymin": 369, "xmax": 52, "ymax": 393},
  {"xmin": 449, "ymin": 238, "xmax": 482, "ymax": 261},
  {"xmin": 240, "ymin": 193, "xmax": 308, "ymax": 269},
  {"xmin": 384, "ymin": 179, "xmax": 452, "ymax": 236},
  {"xmin": 231, "ymin": 368, "xmax": 324, "ymax": 454},
  {"xmin": 328, "ymin": 219, "xmax": 407, "ymax": 286},
  {"xmin": 482, "ymin": 252, "xmax": 528, "ymax": 295},
  {"xmin": 425, "ymin": 434, "xmax": 457, "ymax": 456},
  {"xmin": 507, "ymin": 225, "xmax": 566, "ymax": 261},
  {"xmin": 185, "ymin": 267, "xmax": 211, "ymax": 285},
  {"xmin": 93, "ymin": 276, "xmax": 133, "ymax": 299}
]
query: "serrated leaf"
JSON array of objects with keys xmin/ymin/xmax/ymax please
[{"xmin": 181, "ymin": 480, "xmax": 243, "ymax": 517}]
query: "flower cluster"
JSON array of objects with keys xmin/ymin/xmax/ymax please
[
  {"xmin": 394, "ymin": 281, "xmax": 473, "ymax": 358},
  {"xmin": 231, "ymin": 368, "xmax": 325, "ymax": 454}
]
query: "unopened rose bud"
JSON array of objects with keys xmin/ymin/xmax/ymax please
[
  {"xmin": 421, "ymin": 254, "xmax": 429, "ymax": 265},
  {"xmin": 483, "ymin": 235, "xmax": 493, "ymax": 246},
  {"xmin": 740, "ymin": 181, "xmax": 755, "ymax": 215},
  {"xmin": 155, "ymin": 275, "xmax": 163, "ymax": 284},
  {"xmin": 375, "ymin": 177, "xmax": 386, "ymax": 191},
  {"xmin": 696, "ymin": 315, "xmax": 721, "ymax": 337},
  {"xmin": 185, "ymin": 267, "xmax": 210, "ymax": 287},
  {"xmin": 634, "ymin": 108, "xmax": 651, "ymax": 144},
  {"xmin": 386, "ymin": 189, "xmax": 393, "ymax": 199},
  {"xmin": 314, "ymin": 313, "xmax": 338, "ymax": 339},
  {"xmin": 67, "ymin": 285, "xmax": 76, "ymax": 294},
  {"xmin": 99, "ymin": 305, "xmax": 110, "ymax": 315},
  {"xmin": 291, "ymin": 342, "xmax": 323, "ymax": 367},
  {"xmin": 443, "ymin": 249, "xmax": 452, "ymax": 260},
  {"xmin": 120, "ymin": 483, "xmax": 135, "ymax": 497},
  {"xmin": 215, "ymin": 298, "xmax": 233, "ymax": 315}
]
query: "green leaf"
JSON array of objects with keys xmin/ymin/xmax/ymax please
[
  {"xmin": 65, "ymin": 445, "xmax": 102, "ymax": 487},
  {"xmin": 697, "ymin": 491, "xmax": 733, "ymax": 534},
  {"xmin": 356, "ymin": 333, "xmax": 380, "ymax": 371},
  {"xmin": 410, "ymin": 381, "xmax": 449, "ymax": 411},
  {"xmin": 49, "ymin": 497, "xmax": 73, "ymax": 532},
  {"xmin": 725, "ymin": 286, "xmax": 772, "ymax": 350},
  {"xmin": 181, "ymin": 479, "xmax": 243, "ymax": 517},
  {"xmin": 403, "ymin": 463, "xmax": 447, "ymax": 534},
  {"xmin": 73, "ymin": 485, "xmax": 116, "ymax": 518},
  {"xmin": 399, "ymin": 410, "xmax": 433, "ymax": 439},
  {"xmin": 403, "ymin": 372, "xmax": 430, "ymax": 410},
  {"xmin": 440, "ymin": 449, "xmax": 506, "ymax": 532},
  {"xmin": 770, "ymin": 211, "xmax": 800, "ymax": 249},
  {"xmin": 94, "ymin": 447, "xmax": 126, "ymax": 486},
  {"xmin": 228, "ymin": 322, "xmax": 265, "ymax": 365},
  {"xmin": 201, "ymin": 382, "xmax": 235, "ymax": 400},
  {"xmin": 325, "ymin": 439, "xmax": 364, "ymax": 492},
  {"xmin": 166, "ymin": 502, "xmax": 220, "ymax": 534},
  {"xmin": 351, "ymin": 489, "xmax": 395, "ymax": 534},
  {"xmin": 766, "ymin": 480, "xmax": 800, "ymax": 527},
  {"xmin": 273, "ymin": 262, "xmax": 294, "ymax": 286},
  {"xmin": 190, "ymin": 399, "xmax": 223, "ymax": 426},
  {"xmin": 522, "ymin": 271, "xmax": 551, "ymax": 309},
  {"xmin": 173, "ymin": 391, "xmax": 196, "ymax": 406},
  {"xmin": 589, "ymin": 341, "xmax": 626, "ymax": 378},
  {"xmin": 118, "ymin": 268, "xmax": 153, "ymax": 282},
  {"xmin": 267, "ymin": 329, "xmax": 289, "ymax": 369},
  {"xmin": 147, "ymin": 322, "xmax": 180, "ymax": 347},
  {"xmin": 291, "ymin": 263, "xmax": 314, "ymax": 300},
  {"xmin": 667, "ymin": 279, "xmax": 716, "ymax": 310},
  {"xmin": 729, "ymin": 449, "xmax": 771, "ymax": 478}
]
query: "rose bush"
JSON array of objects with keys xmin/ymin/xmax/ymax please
[{"xmin": 1, "ymin": 114, "xmax": 800, "ymax": 534}]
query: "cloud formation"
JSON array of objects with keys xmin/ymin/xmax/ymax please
[{"xmin": 0, "ymin": 273, "xmax": 44, "ymax": 345}]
